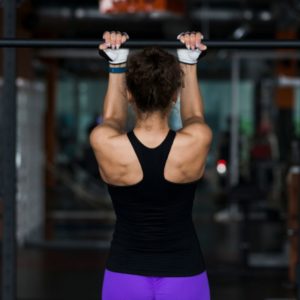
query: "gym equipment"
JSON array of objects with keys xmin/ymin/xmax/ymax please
[{"xmin": 1, "ymin": 39, "xmax": 300, "ymax": 49}]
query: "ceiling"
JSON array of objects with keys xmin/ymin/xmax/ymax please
[
  {"xmin": 20, "ymin": 0, "xmax": 300, "ymax": 40},
  {"xmin": 13, "ymin": 0, "xmax": 300, "ymax": 76}
]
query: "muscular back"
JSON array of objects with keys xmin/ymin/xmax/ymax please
[{"xmin": 90, "ymin": 123, "xmax": 212, "ymax": 187}]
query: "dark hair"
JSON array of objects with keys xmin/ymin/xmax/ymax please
[{"xmin": 126, "ymin": 47, "xmax": 183, "ymax": 115}]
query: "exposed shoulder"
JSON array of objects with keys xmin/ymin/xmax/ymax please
[
  {"xmin": 177, "ymin": 122, "xmax": 213, "ymax": 148},
  {"xmin": 161, "ymin": 123, "xmax": 212, "ymax": 183},
  {"xmin": 89, "ymin": 124, "xmax": 126, "ymax": 151},
  {"xmin": 89, "ymin": 124, "xmax": 133, "ymax": 183}
]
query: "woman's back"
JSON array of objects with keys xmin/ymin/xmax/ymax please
[
  {"xmin": 104, "ymin": 128, "xmax": 206, "ymax": 276},
  {"xmin": 93, "ymin": 124, "xmax": 212, "ymax": 187}
]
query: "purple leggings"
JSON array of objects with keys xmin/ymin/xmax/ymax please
[{"xmin": 101, "ymin": 268, "xmax": 210, "ymax": 300}]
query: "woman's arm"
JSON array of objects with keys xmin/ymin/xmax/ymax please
[
  {"xmin": 175, "ymin": 32, "xmax": 212, "ymax": 178},
  {"xmin": 179, "ymin": 63, "xmax": 205, "ymax": 126},
  {"xmin": 177, "ymin": 31, "xmax": 212, "ymax": 150},
  {"xmin": 90, "ymin": 31, "xmax": 129, "ymax": 155},
  {"xmin": 95, "ymin": 31, "xmax": 129, "ymax": 134},
  {"xmin": 101, "ymin": 64, "xmax": 128, "ymax": 133},
  {"xmin": 177, "ymin": 32, "xmax": 207, "ymax": 127}
]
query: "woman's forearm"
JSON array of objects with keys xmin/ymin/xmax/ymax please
[
  {"xmin": 179, "ymin": 63, "xmax": 205, "ymax": 124},
  {"xmin": 102, "ymin": 64, "xmax": 128, "ymax": 130}
]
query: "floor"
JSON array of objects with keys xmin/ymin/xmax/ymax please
[
  {"xmin": 1, "ymin": 174, "xmax": 297, "ymax": 300},
  {"xmin": 15, "ymin": 248, "xmax": 295, "ymax": 300}
]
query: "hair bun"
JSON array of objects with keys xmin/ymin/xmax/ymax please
[
  {"xmin": 143, "ymin": 47, "xmax": 166, "ymax": 63},
  {"xmin": 143, "ymin": 47, "xmax": 167, "ymax": 71},
  {"xmin": 126, "ymin": 46, "xmax": 182, "ymax": 114},
  {"xmin": 144, "ymin": 46, "xmax": 163, "ymax": 56}
]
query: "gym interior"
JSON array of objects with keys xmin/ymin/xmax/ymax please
[{"xmin": 1, "ymin": 0, "xmax": 300, "ymax": 299}]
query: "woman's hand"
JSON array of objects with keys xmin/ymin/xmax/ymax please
[
  {"xmin": 177, "ymin": 31, "xmax": 207, "ymax": 51},
  {"xmin": 176, "ymin": 31, "xmax": 207, "ymax": 65},
  {"xmin": 98, "ymin": 31, "xmax": 130, "ymax": 65},
  {"xmin": 99, "ymin": 31, "xmax": 129, "ymax": 50}
]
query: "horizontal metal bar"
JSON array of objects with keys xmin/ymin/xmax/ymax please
[{"xmin": 1, "ymin": 39, "xmax": 300, "ymax": 49}]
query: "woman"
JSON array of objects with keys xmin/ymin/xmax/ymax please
[{"xmin": 90, "ymin": 31, "xmax": 212, "ymax": 300}]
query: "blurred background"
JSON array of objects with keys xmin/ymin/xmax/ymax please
[{"xmin": 0, "ymin": 0, "xmax": 300, "ymax": 299}]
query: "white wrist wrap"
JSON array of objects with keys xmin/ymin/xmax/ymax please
[
  {"xmin": 177, "ymin": 49, "xmax": 202, "ymax": 65},
  {"xmin": 101, "ymin": 48, "xmax": 129, "ymax": 64}
]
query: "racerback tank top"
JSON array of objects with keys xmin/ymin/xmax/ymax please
[{"xmin": 105, "ymin": 128, "xmax": 206, "ymax": 276}]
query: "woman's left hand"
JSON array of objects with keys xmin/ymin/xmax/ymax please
[
  {"xmin": 99, "ymin": 31, "xmax": 129, "ymax": 50},
  {"xmin": 98, "ymin": 31, "xmax": 130, "ymax": 65}
]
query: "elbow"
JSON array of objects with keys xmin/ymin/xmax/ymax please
[
  {"xmin": 195, "ymin": 123, "xmax": 213, "ymax": 147},
  {"xmin": 182, "ymin": 115, "xmax": 205, "ymax": 126},
  {"xmin": 205, "ymin": 125, "xmax": 213, "ymax": 147},
  {"xmin": 89, "ymin": 125, "xmax": 103, "ymax": 150}
]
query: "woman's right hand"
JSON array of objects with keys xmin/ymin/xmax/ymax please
[
  {"xmin": 177, "ymin": 31, "xmax": 207, "ymax": 50},
  {"xmin": 176, "ymin": 31, "xmax": 207, "ymax": 64}
]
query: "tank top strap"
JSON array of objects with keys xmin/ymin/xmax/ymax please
[
  {"xmin": 127, "ymin": 129, "xmax": 176, "ymax": 181},
  {"xmin": 159, "ymin": 129, "xmax": 176, "ymax": 165}
]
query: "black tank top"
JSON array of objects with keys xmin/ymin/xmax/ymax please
[{"xmin": 105, "ymin": 129, "xmax": 206, "ymax": 276}]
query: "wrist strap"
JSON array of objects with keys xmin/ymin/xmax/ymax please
[
  {"xmin": 178, "ymin": 60, "xmax": 198, "ymax": 65},
  {"xmin": 108, "ymin": 66, "xmax": 127, "ymax": 73}
]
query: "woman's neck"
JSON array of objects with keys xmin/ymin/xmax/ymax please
[{"xmin": 135, "ymin": 112, "xmax": 169, "ymax": 132}]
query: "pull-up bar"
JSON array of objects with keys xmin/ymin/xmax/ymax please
[{"xmin": 1, "ymin": 39, "xmax": 300, "ymax": 49}]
